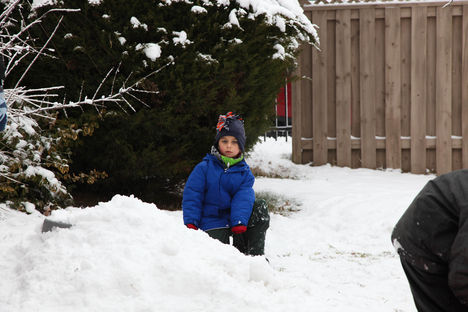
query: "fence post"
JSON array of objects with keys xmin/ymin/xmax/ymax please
[
  {"xmin": 312, "ymin": 10, "xmax": 329, "ymax": 165},
  {"xmin": 385, "ymin": 7, "xmax": 402, "ymax": 169},
  {"xmin": 462, "ymin": 5, "xmax": 468, "ymax": 168},
  {"xmin": 436, "ymin": 6, "xmax": 452, "ymax": 174},
  {"xmin": 336, "ymin": 9, "xmax": 352, "ymax": 167},
  {"xmin": 292, "ymin": 54, "xmax": 303, "ymax": 164},
  {"xmin": 360, "ymin": 8, "xmax": 377, "ymax": 169},
  {"xmin": 410, "ymin": 7, "xmax": 427, "ymax": 174}
]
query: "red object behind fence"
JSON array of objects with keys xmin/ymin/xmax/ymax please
[{"xmin": 276, "ymin": 82, "xmax": 292, "ymax": 118}]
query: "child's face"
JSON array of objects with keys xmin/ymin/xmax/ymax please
[{"xmin": 218, "ymin": 135, "xmax": 241, "ymax": 158}]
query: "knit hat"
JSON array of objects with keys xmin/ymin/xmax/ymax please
[{"xmin": 214, "ymin": 112, "xmax": 246, "ymax": 152}]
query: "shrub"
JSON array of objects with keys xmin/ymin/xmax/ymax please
[{"xmin": 8, "ymin": 0, "xmax": 317, "ymax": 206}]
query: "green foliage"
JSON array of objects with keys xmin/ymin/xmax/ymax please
[
  {"xmin": 9, "ymin": 0, "xmax": 316, "ymax": 206},
  {"xmin": 0, "ymin": 105, "xmax": 71, "ymax": 213},
  {"xmin": 0, "ymin": 103, "xmax": 108, "ymax": 213}
]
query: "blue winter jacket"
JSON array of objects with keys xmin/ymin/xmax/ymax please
[{"xmin": 182, "ymin": 153, "xmax": 255, "ymax": 231}]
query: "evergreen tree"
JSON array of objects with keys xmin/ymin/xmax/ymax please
[
  {"xmin": 0, "ymin": 1, "xmax": 152, "ymax": 213},
  {"xmin": 9, "ymin": 0, "xmax": 317, "ymax": 207}
]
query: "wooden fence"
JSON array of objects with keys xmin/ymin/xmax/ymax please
[{"xmin": 292, "ymin": 0, "xmax": 468, "ymax": 174}]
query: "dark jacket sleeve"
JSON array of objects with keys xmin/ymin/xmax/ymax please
[
  {"xmin": 391, "ymin": 170, "xmax": 467, "ymax": 273},
  {"xmin": 393, "ymin": 169, "xmax": 468, "ymax": 305},
  {"xmin": 182, "ymin": 162, "xmax": 207, "ymax": 227},
  {"xmin": 445, "ymin": 170, "xmax": 468, "ymax": 305},
  {"xmin": 448, "ymin": 206, "xmax": 468, "ymax": 305},
  {"xmin": 230, "ymin": 170, "xmax": 255, "ymax": 227}
]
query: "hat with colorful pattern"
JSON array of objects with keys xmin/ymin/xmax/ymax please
[{"xmin": 214, "ymin": 112, "xmax": 246, "ymax": 152}]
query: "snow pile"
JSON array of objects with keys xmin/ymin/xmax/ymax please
[
  {"xmin": 0, "ymin": 138, "xmax": 435, "ymax": 311},
  {"xmin": 0, "ymin": 195, "xmax": 278, "ymax": 312}
]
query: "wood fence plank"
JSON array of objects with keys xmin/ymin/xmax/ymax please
[
  {"xmin": 298, "ymin": 3, "xmax": 465, "ymax": 172},
  {"xmin": 328, "ymin": 17, "xmax": 337, "ymax": 165},
  {"xmin": 463, "ymin": 6, "xmax": 468, "ymax": 168},
  {"xmin": 384, "ymin": 7, "xmax": 401, "ymax": 169},
  {"xmin": 453, "ymin": 15, "xmax": 463, "ymax": 170},
  {"xmin": 436, "ymin": 6, "xmax": 452, "ymax": 174},
  {"xmin": 336, "ymin": 9, "xmax": 352, "ymax": 167},
  {"xmin": 302, "ymin": 13, "xmax": 314, "ymax": 163},
  {"xmin": 410, "ymin": 7, "xmax": 427, "ymax": 174},
  {"xmin": 400, "ymin": 17, "xmax": 411, "ymax": 172},
  {"xmin": 351, "ymin": 18, "xmax": 361, "ymax": 168},
  {"xmin": 312, "ymin": 10, "xmax": 329, "ymax": 165},
  {"xmin": 292, "ymin": 49, "xmax": 303, "ymax": 164},
  {"xmin": 360, "ymin": 8, "xmax": 377, "ymax": 169},
  {"xmin": 375, "ymin": 17, "xmax": 386, "ymax": 168},
  {"xmin": 426, "ymin": 15, "xmax": 437, "ymax": 172},
  {"xmin": 453, "ymin": 16, "xmax": 462, "ymax": 138}
]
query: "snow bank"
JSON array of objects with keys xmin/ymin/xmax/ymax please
[
  {"xmin": 0, "ymin": 138, "xmax": 435, "ymax": 311},
  {"xmin": 0, "ymin": 195, "xmax": 277, "ymax": 312}
]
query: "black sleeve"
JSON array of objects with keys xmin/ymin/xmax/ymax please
[{"xmin": 448, "ymin": 211, "xmax": 468, "ymax": 305}]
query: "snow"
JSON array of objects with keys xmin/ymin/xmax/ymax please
[
  {"xmin": 130, "ymin": 16, "xmax": 148, "ymax": 31},
  {"xmin": 118, "ymin": 36, "xmax": 126, "ymax": 45},
  {"xmin": 0, "ymin": 137, "xmax": 433, "ymax": 311},
  {"xmin": 307, "ymin": 0, "xmax": 456, "ymax": 6},
  {"xmin": 32, "ymin": 0, "xmax": 101, "ymax": 8},
  {"xmin": 272, "ymin": 43, "xmax": 286, "ymax": 59},
  {"xmin": 196, "ymin": 53, "xmax": 218, "ymax": 64},
  {"xmin": 191, "ymin": 5, "xmax": 208, "ymax": 13},
  {"xmin": 172, "ymin": 31, "xmax": 192, "ymax": 47},
  {"xmin": 229, "ymin": 38, "xmax": 243, "ymax": 44},
  {"xmin": 31, "ymin": 0, "xmax": 55, "ymax": 9},
  {"xmin": 136, "ymin": 43, "xmax": 162, "ymax": 61},
  {"xmin": 28, "ymin": 0, "xmax": 318, "ymax": 64},
  {"xmin": 228, "ymin": 9, "xmax": 243, "ymax": 29},
  {"xmin": 24, "ymin": 166, "xmax": 64, "ymax": 194}
]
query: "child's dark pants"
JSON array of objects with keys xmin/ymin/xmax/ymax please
[
  {"xmin": 205, "ymin": 199, "xmax": 270, "ymax": 256},
  {"xmin": 400, "ymin": 256, "xmax": 467, "ymax": 312}
]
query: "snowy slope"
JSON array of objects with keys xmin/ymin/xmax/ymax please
[{"xmin": 0, "ymin": 138, "xmax": 433, "ymax": 311}]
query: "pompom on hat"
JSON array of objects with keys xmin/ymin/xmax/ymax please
[{"xmin": 214, "ymin": 112, "xmax": 246, "ymax": 152}]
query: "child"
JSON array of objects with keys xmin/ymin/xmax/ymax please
[
  {"xmin": 182, "ymin": 112, "xmax": 269, "ymax": 256},
  {"xmin": 391, "ymin": 169, "xmax": 468, "ymax": 311}
]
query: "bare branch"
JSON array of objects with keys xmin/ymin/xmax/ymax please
[
  {"xmin": 111, "ymin": 62, "xmax": 122, "ymax": 96},
  {"xmin": 0, "ymin": 0, "xmax": 21, "ymax": 28},
  {"xmin": 92, "ymin": 67, "xmax": 115, "ymax": 102},
  {"xmin": 122, "ymin": 91, "xmax": 149, "ymax": 109},
  {"xmin": 13, "ymin": 16, "xmax": 64, "ymax": 90},
  {"xmin": 0, "ymin": 172, "xmax": 25, "ymax": 185}
]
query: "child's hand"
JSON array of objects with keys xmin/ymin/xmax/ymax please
[
  {"xmin": 186, "ymin": 224, "xmax": 198, "ymax": 230},
  {"xmin": 231, "ymin": 225, "xmax": 247, "ymax": 234}
]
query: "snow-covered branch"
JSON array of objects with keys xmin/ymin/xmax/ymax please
[{"xmin": 0, "ymin": 1, "xmax": 170, "ymax": 213}]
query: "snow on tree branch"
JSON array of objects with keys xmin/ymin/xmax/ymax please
[{"xmin": 0, "ymin": 1, "xmax": 169, "ymax": 213}]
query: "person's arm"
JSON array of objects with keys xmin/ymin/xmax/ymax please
[
  {"xmin": 448, "ymin": 208, "xmax": 468, "ymax": 306},
  {"xmin": 230, "ymin": 171, "xmax": 255, "ymax": 227},
  {"xmin": 182, "ymin": 163, "xmax": 207, "ymax": 228}
]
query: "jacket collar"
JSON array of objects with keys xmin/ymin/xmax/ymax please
[{"xmin": 205, "ymin": 147, "xmax": 247, "ymax": 171}]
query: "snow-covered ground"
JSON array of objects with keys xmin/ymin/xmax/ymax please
[{"xmin": 0, "ymin": 138, "xmax": 433, "ymax": 312}]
